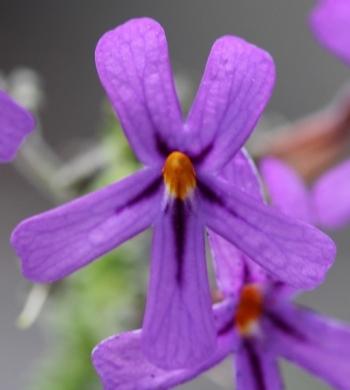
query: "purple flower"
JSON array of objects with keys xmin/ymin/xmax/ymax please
[
  {"xmin": 310, "ymin": 0, "xmax": 350, "ymax": 65},
  {"xmin": 92, "ymin": 152, "xmax": 350, "ymax": 389},
  {"xmin": 260, "ymin": 157, "xmax": 350, "ymax": 229},
  {"xmin": 11, "ymin": 18, "xmax": 335, "ymax": 368},
  {"xmin": 0, "ymin": 90, "xmax": 34, "ymax": 163},
  {"xmin": 206, "ymin": 241, "xmax": 350, "ymax": 390},
  {"xmin": 93, "ymin": 281, "xmax": 350, "ymax": 389}
]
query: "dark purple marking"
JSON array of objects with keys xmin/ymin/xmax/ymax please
[
  {"xmin": 199, "ymin": 180, "xmax": 262, "ymax": 235},
  {"xmin": 197, "ymin": 181, "xmax": 223, "ymax": 205},
  {"xmin": 270, "ymin": 280, "xmax": 287, "ymax": 291},
  {"xmin": 115, "ymin": 176, "xmax": 162, "ymax": 213},
  {"xmin": 242, "ymin": 261, "xmax": 253, "ymax": 284},
  {"xmin": 155, "ymin": 134, "xmax": 171, "ymax": 157},
  {"xmin": 244, "ymin": 340, "xmax": 266, "ymax": 390},
  {"xmin": 266, "ymin": 310, "xmax": 306, "ymax": 342},
  {"xmin": 218, "ymin": 318, "xmax": 234, "ymax": 336},
  {"xmin": 156, "ymin": 131, "xmax": 212, "ymax": 165},
  {"xmin": 198, "ymin": 179, "xmax": 242, "ymax": 226},
  {"xmin": 171, "ymin": 199, "xmax": 186, "ymax": 284},
  {"xmin": 190, "ymin": 143, "xmax": 213, "ymax": 165}
]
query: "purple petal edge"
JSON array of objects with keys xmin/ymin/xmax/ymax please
[
  {"xmin": 270, "ymin": 303, "xmax": 350, "ymax": 390},
  {"xmin": 312, "ymin": 159, "xmax": 350, "ymax": 229},
  {"xmin": 259, "ymin": 157, "xmax": 313, "ymax": 224},
  {"xmin": 95, "ymin": 17, "xmax": 183, "ymax": 166},
  {"xmin": 11, "ymin": 168, "xmax": 161, "ymax": 283},
  {"xmin": 0, "ymin": 91, "xmax": 35, "ymax": 163},
  {"xmin": 310, "ymin": 0, "xmax": 350, "ymax": 65},
  {"xmin": 92, "ymin": 304, "xmax": 236, "ymax": 390},
  {"xmin": 200, "ymin": 175, "xmax": 336, "ymax": 290},
  {"xmin": 186, "ymin": 35, "xmax": 275, "ymax": 172}
]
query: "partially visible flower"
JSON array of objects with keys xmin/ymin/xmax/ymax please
[
  {"xmin": 260, "ymin": 157, "xmax": 350, "ymax": 229},
  {"xmin": 310, "ymin": 0, "xmax": 350, "ymax": 65},
  {"xmin": 210, "ymin": 263, "xmax": 350, "ymax": 390},
  {"xmin": 92, "ymin": 148, "xmax": 350, "ymax": 390},
  {"xmin": 12, "ymin": 18, "xmax": 335, "ymax": 369},
  {"xmin": 0, "ymin": 90, "xmax": 35, "ymax": 163},
  {"xmin": 93, "ymin": 269, "xmax": 350, "ymax": 389}
]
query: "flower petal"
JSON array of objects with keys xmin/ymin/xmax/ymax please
[
  {"xmin": 210, "ymin": 234, "xmax": 268, "ymax": 297},
  {"xmin": 214, "ymin": 297, "xmax": 238, "ymax": 335},
  {"xmin": 93, "ymin": 317, "xmax": 235, "ymax": 390},
  {"xmin": 95, "ymin": 18, "xmax": 183, "ymax": 166},
  {"xmin": 236, "ymin": 339, "xmax": 283, "ymax": 390},
  {"xmin": 221, "ymin": 148, "xmax": 264, "ymax": 201},
  {"xmin": 268, "ymin": 303, "xmax": 350, "ymax": 389},
  {"xmin": 199, "ymin": 175, "xmax": 336, "ymax": 289},
  {"xmin": 209, "ymin": 150, "xmax": 265, "ymax": 296},
  {"xmin": 0, "ymin": 91, "xmax": 35, "ymax": 163},
  {"xmin": 259, "ymin": 157, "xmax": 312, "ymax": 223},
  {"xmin": 312, "ymin": 159, "xmax": 350, "ymax": 229},
  {"xmin": 11, "ymin": 168, "xmax": 162, "ymax": 283},
  {"xmin": 209, "ymin": 234, "xmax": 245, "ymax": 297},
  {"xmin": 142, "ymin": 199, "xmax": 216, "ymax": 369},
  {"xmin": 186, "ymin": 36, "xmax": 275, "ymax": 172},
  {"xmin": 310, "ymin": 0, "xmax": 350, "ymax": 65}
]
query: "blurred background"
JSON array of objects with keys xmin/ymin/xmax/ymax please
[{"xmin": 1, "ymin": 0, "xmax": 349, "ymax": 389}]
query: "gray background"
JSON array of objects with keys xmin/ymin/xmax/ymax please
[{"xmin": 0, "ymin": 0, "xmax": 349, "ymax": 389}]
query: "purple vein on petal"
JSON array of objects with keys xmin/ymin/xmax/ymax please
[
  {"xmin": 265, "ymin": 310, "xmax": 307, "ymax": 343},
  {"xmin": 243, "ymin": 340, "xmax": 266, "ymax": 390},
  {"xmin": 142, "ymin": 199, "xmax": 215, "ymax": 369},
  {"xmin": 115, "ymin": 175, "xmax": 162, "ymax": 213},
  {"xmin": 11, "ymin": 168, "xmax": 161, "ymax": 283},
  {"xmin": 170, "ymin": 199, "xmax": 187, "ymax": 283},
  {"xmin": 0, "ymin": 91, "xmax": 35, "ymax": 162}
]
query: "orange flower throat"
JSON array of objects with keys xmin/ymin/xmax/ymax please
[
  {"xmin": 235, "ymin": 284, "xmax": 263, "ymax": 335},
  {"xmin": 163, "ymin": 151, "xmax": 196, "ymax": 199}
]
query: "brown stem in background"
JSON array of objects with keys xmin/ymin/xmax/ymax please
[{"xmin": 255, "ymin": 90, "xmax": 350, "ymax": 183}]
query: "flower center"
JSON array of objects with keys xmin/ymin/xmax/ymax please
[
  {"xmin": 163, "ymin": 151, "xmax": 196, "ymax": 200},
  {"xmin": 235, "ymin": 284, "xmax": 263, "ymax": 336}
]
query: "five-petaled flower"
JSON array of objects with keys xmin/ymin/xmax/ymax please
[
  {"xmin": 0, "ymin": 90, "xmax": 34, "ymax": 163},
  {"xmin": 310, "ymin": 0, "xmax": 350, "ymax": 65},
  {"xmin": 92, "ymin": 152, "xmax": 350, "ymax": 390},
  {"xmin": 11, "ymin": 18, "xmax": 335, "ymax": 369}
]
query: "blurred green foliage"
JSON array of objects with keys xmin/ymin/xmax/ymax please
[{"xmin": 33, "ymin": 104, "xmax": 149, "ymax": 390}]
